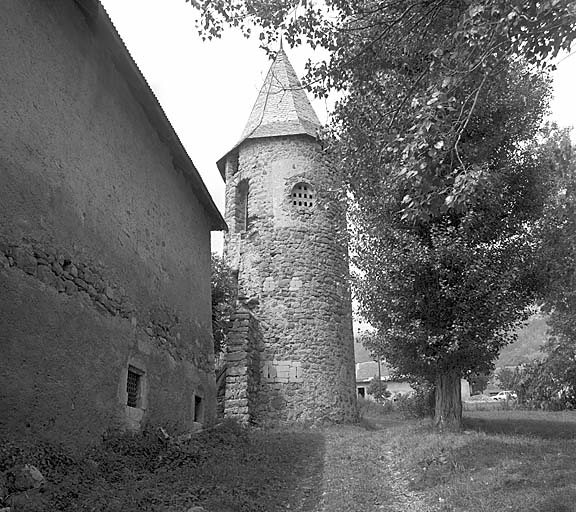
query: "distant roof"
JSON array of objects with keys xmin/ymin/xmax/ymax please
[
  {"xmin": 217, "ymin": 47, "xmax": 321, "ymax": 177},
  {"xmin": 91, "ymin": 1, "xmax": 226, "ymax": 230},
  {"xmin": 356, "ymin": 361, "xmax": 394, "ymax": 383}
]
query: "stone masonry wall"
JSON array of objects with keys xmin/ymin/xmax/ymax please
[
  {"xmin": 224, "ymin": 135, "xmax": 357, "ymax": 424},
  {"xmin": 223, "ymin": 308, "xmax": 262, "ymax": 422},
  {"xmin": 0, "ymin": 0, "xmax": 216, "ymax": 448}
]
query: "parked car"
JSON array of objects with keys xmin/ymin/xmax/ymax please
[{"xmin": 493, "ymin": 390, "xmax": 517, "ymax": 401}]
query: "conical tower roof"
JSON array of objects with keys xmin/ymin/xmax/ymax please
[
  {"xmin": 217, "ymin": 48, "xmax": 321, "ymax": 176},
  {"xmin": 240, "ymin": 47, "xmax": 321, "ymax": 140}
]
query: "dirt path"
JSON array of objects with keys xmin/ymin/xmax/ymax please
[{"xmin": 306, "ymin": 416, "xmax": 439, "ymax": 512}]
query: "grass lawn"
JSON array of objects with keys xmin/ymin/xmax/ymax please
[{"xmin": 2, "ymin": 409, "xmax": 576, "ymax": 511}]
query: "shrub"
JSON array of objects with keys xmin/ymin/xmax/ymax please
[
  {"xmin": 395, "ymin": 382, "xmax": 435, "ymax": 419},
  {"xmin": 357, "ymin": 396, "xmax": 394, "ymax": 419},
  {"xmin": 367, "ymin": 379, "xmax": 391, "ymax": 403},
  {"xmin": 514, "ymin": 361, "xmax": 576, "ymax": 411}
]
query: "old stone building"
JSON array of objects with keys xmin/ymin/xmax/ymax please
[
  {"xmin": 0, "ymin": 0, "xmax": 225, "ymax": 448},
  {"xmin": 219, "ymin": 48, "xmax": 357, "ymax": 423}
]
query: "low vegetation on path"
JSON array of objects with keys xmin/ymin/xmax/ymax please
[{"xmin": 2, "ymin": 409, "xmax": 576, "ymax": 511}]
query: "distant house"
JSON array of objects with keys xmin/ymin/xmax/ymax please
[
  {"xmin": 355, "ymin": 361, "xmax": 472, "ymax": 401},
  {"xmin": 0, "ymin": 0, "xmax": 225, "ymax": 448},
  {"xmin": 355, "ymin": 361, "xmax": 414, "ymax": 400}
]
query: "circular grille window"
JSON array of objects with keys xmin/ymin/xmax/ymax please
[{"xmin": 291, "ymin": 183, "xmax": 314, "ymax": 208}]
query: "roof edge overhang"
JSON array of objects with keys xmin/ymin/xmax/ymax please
[{"xmin": 92, "ymin": 3, "xmax": 227, "ymax": 231}]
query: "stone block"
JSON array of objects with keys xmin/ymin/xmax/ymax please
[
  {"xmin": 0, "ymin": 254, "xmax": 10, "ymax": 269},
  {"xmin": 55, "ymin": 278, "xmax": 66, "ymax": 293},
  {"xmin": 6, "ymin": 464, "xmax": 45, "ymax": 492},
  {"xmin": 226, "ymin": 351, "xmax": 248, "ymax": 362},
  {"xmin": 37, "ymin": 264, "xmax": 56, "ymax": 286},
  {"xmin": 75, "ymin": 278, "xmax": 89, "ymax": 291},
  {"xmin": 94, "ymin": 278, "xmax": 105, "ymax": 293},
  {"xmin": 13, "ymin": 247, "xmax": 37, "ymax": 276},
  {"xmin": 35, "ymin": 256, "xmax": 50, "ymax": 267},
  {"xmin": 95, "ymin": 301, "xmax": 108, "ymax": 315},
  {"xmin": 64, "ymin": 263, "xmax": 78, "ymax": 277},
  {"xmin": 83, "ymin": 269, "xmax": 96, "ymax": 284},
  {"xmin": 227, "ymin": 366, "xmax": 248, "ymax": 377},
  {"xmin": 263, "ymin": 277, "xmax": 276, "ymax": 292},
  {"xmin": 227, "ymin": 399, "xmax": 249, "ymax": 408},
  {"xmin": 289, "ymin": 277, "xmax": 303, "ymax": 291},
  {"xmin": 64, "ymin": 280, "xmax": 77, "ymax": 295},
  {"xmin": 102, "ymin": 298, "xmax": 117, "ymax": 315}
]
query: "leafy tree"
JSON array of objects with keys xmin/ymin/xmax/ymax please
[
  {"xmin": 468, "ymin": 372, "xmax": 490, "ymax": 395},
  {"xmin": 538, "ymin": 128, "xmax": 576, "ymax": 342},
  {"xmin": 496, "ymin": 367, "xmax": 522, "ymax": 392},
  {"xmin": 494, "ymin": 127, "xmax": 576, "ymax": 409},
  {"xmin": 367, "ymin": 378, "xmax": 391, "ymax": 403},
  {"xmin": 211, "ymin": 253, "xmax": 236, "ymax": 355},
  {"xmin": 513, "ymin": 358, "xmax": 576, "ymax": 410},
  {"xmin": 511, "ymin": 129, "xmax": 576, "ymax": 410}
]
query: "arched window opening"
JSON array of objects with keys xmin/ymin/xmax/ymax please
[
  {"xmin": 291, "ymin": 183, "xmax": 314, "ymax": 208},
  {"xmin": 235, "ymin": 180, "xmax": 249, "ymax": 232}
]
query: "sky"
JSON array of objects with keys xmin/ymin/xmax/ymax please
[{"xmin": 100, "ymin": 0, "xmax": 576, "ymax": 252}]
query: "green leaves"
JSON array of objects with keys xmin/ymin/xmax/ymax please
[{"xmin": 211, "ymin": 253, "xmax": 236, "ymax": 354}]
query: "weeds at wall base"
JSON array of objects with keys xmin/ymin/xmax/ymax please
[{"xmin": 0, "ymin": 419, "xmax": 326, "ymax": 512}]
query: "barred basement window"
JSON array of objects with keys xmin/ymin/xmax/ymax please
[
  {"xmin": 126, "ymin": 367, "xmax": 143, "ymax": 408},
  {"xmin": 291, "ymin": 183, "xmax": 314, "ymax": 208}
]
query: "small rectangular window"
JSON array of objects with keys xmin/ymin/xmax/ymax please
[
  {"xmin": 194, "ymin": 395, "xmax": 204, "ymax": 423},
  {"xmin": 126, "ymin": 367, "xmax": 143, "ymax": 408}
]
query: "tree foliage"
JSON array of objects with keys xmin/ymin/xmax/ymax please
[
  {"xmin": 468, "ymin": 372, "xmax": 490, "ymax": 395},
  {"xmin": 211, "ymin": 253, "xmax": 236, "ymax": 354},
  {"xmin": 496, "ymin": 367, "xmax": 521, "ymax": 391},
  {"xmin": 509, "ymin": 357, "xmax": 576, "ymax": 410},
  {"xmin": 512, "ymin": 129, "xmax": 576, "ymax": 410},
  {"xmin": 367, "ymin": 379, "xmax": 391, "ymax": 403}
]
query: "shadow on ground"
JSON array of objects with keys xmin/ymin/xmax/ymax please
[
  {"xmin": 1, "ymin": 425, "xmax": 327, "ymax": 512},
  {"xmin": 463, "ymin": 412, "xmax": 576, "ymax": 439},
  {"xmin": 201, "ymin": 430, "xmax": 326, "ymax": 512}
]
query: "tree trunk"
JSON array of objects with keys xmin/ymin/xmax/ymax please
[{"xmin": 434, "ymin": 371, "xmax": 462, "ymax": 431}]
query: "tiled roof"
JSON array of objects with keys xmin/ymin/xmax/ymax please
[
  {"xmin": 355, "ymin": 361, "xmax": 393, "ymax": 382},
  {"xmin": 216, "ymin": 48, "xmax": 321, "ymax": 178},
  {"xmin": 240, "ymin": 48, "xmax": 321, "ymax": 140}
]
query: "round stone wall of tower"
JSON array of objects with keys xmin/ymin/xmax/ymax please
[{"xmin": 219, "ymin": 48, "xmax": 357, "ymax": 424}]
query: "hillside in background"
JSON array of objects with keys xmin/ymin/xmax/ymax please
[
  {"xmin": 496, "ymin": 314, "xmax": 549, "ymax": 367},
  {"xmin": 355, "ymin": 314, "xmax": 550, "ymax": 368}
]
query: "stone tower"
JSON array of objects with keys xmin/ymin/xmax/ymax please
[{"xmin": 218, "ymin": 48, "xmax": 357, "ymax": 424}]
